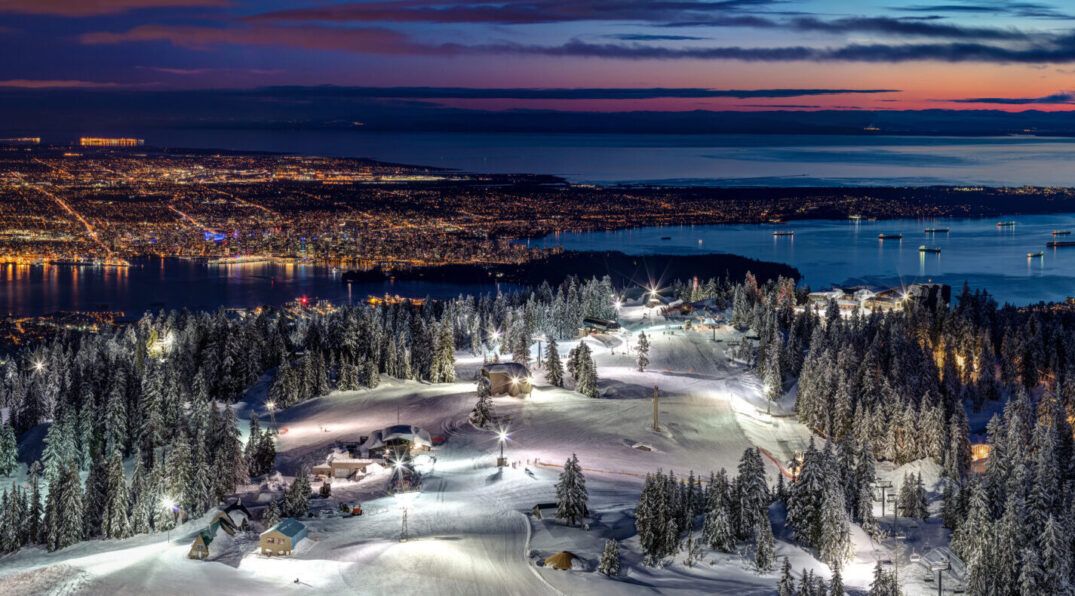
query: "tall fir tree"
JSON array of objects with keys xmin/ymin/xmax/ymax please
[
  {"xmin": 555, "ymin": 453, "xmax": 588, "ymax": 527},
  {"xmin": 636, "ymin": 332, "xmax": 650, "ymax": 372},
  {"xmin": 545, "ymin": 337, "xmax": 564, "ymax": 387},
  {"xmin": 0, "ymin": 421, "xmax": 17, "ymax": 477},
  {"xmin": 102, "ymin": 450, "xmax": 130, "ymax": 539}
]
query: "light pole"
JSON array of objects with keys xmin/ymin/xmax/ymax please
[
  {"xmin": 161, "ymin": 496, "xmax": 177, "ymax": 541},
  {"xmin": 391, "ymin": 458, "xmax": 418, "ymax": 542},
  {"xmin": 489, "ymin": 329, "xmax": 501, "ymax": 360},
  {"xmin": 265, "ymin": 401, "xmax": 277, "ymax": 432},
  {"xmin": 496, "ymin": 427, "xmax": 509, "ymax": 467}
]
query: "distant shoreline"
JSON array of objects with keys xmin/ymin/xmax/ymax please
[{"xmin": 342, "ymin": 250, "xmax": 800, "ymax": 289}]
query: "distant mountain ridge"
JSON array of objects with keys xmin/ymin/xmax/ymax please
[{"xmin": 2, "ymin": 87, "xmax": 1075, "ymax": 137}]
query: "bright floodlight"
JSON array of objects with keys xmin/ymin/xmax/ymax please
[
  {"xmin": 613, "ymin": 297, "xmax": 622, "ymax": 310},
  {"xmin": 490, "ymin": 329, "xmax": 501, "ymax": 341},
  {"xmin": 510, "ymin": 376, "xmax": 519, "ymax": 386},
  {"xmin": 498, "ymin": 430, "xmax": 509, "ymax": 443},
  {"xmin": 161, "ymin": 496, "xmax": 175, "ymax": 510},
  {"xmin": 32, "ymin": 359, "xmax": 45, "ymax": 372},
  {"xmin": 265, "ymin": 401, "xmax": 275, "ymax": 411}
]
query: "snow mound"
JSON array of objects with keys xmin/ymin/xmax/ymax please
[{"xmin": 0, "ymin": 564, "xmax": 92, "ymax": 595}]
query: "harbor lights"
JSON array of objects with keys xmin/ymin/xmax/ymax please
[{"xmin": 496, "ymin": 426, "xmax": 510, "ymax": 467}]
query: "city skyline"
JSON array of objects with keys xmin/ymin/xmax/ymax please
[{"xmin": 2, "ymin": 0, "xmax": 1075, "ymax": 112}]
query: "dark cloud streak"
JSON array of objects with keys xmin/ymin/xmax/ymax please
[
  {"xmin": 261, "ymin": 86, "xmax": 898, "ymax": 100},
  {"xmin": 951, "ymin": 91, "xmax": 1075, "ymax": 104}
]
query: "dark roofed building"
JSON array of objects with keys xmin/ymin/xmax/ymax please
[{"xmin": 481, "ymin": 362, "xmax": 532, "ymax": 396}]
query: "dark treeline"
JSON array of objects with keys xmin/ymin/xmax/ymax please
[
  {"xmin": 729, "ymin": 277, "xmax": 1075, "ymax": 594},
  {"xmin": 0, "ymin": 274, "xmax": 629, "ymax": 554}
]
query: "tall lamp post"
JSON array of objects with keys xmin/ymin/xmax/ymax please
[
  {"xmin": 488, "ymin": 329, "xmax": 501, "ymax": 361},
  {"xmin": 161, "ymin": 496, "xmax": 177, "ymax": 541},
  {"xmin": 265, "ymin": 401, "xmax": 277, "ymax": 433},
  {"xmin": 391, "ymin": 459, "xmax": 419, "ymax": 542},
  {"xmin": 496, "ymin": 427, "xmax": 509, "ymax": 467}
]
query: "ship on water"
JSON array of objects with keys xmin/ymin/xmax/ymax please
[
  {"xmin": 849, "ymin": 214, "xmax": 865, "ymax": 221},
  {"xmin": 772, "ymin": 231, "xmax": 795, "ymax": 237},
  {"xmin": 924, "ymin": 227, "xmax": 950, "ymax": 233},
  {"xmin": 1052, "ymin": 230, "xmax": 1072, "ymax": 236},
  {"xmin": 918, "ymin": 245, "xmax": 941, "ymax": 254},
  {"xmin": 1028, "ymin": 251, "xmax": 1045, "ymax": 258},
  {"xmin": 1047, "ymin": 241, "xmax": 1075, "ymax": 248},
  {"xmin": 996, "ymin": 221, "xmax": 1016, "ymax": 228},
  {"xmin": 878, "ymin": 233, "xmax": 903, "ymax": 240}
]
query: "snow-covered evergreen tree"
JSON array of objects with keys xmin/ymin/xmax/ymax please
[
  {"xmin": 0, "ymin": 421, "xmax": 16, "ymax": 476},
  {"xmin": 736, "ymin": 448, "xmax": 770, "ymax": 540},
  {"xmin": 284, "ymin": 468, "xmax": 312, "ymax": 518},
  {"xmin": 598, "ymin": 538, "xmax": 621, "ymax": 577},
  {"xmin": 102, "ymin": 450, "xmax": 130, "ymax": 539},
  {"xmin": 264, "ymin": 499, "xmax": 281, "ymax": 529},
  {"xmin": 430, "ymin": 323, "xmax": 456, "ymax": 383},
  {"xmin": 555, "ymin": 453, "xmax": 588, "ymax": 527},
  {"xmin": 763, "ymin": 334, "xmax": 783, "ymax": 411},
  {"xmin": 868, "ymin": 560, "xmax": 899, "ymax": 595},
  {"xmin": 470, "ymin": 387, "xmax": 495, "ymax": 428},
  {"xmin": 830, "ymin": 568, "xmax": 844, "ymax": 596},
  {"xmin": 754, "ymin": 516, "xmax": 775, "ymax": 572},
  {"xmin": 777, "ymin": 557, "xmax": 795, "ymax": 596},
  {"xmin": 545, "ymin": 337, "xmax": 564, "ymax": 387},
  {"xmin": 47, "ymin": 463, "xmax": 83, "ymax": 551},
  {"xmin": 1040, "ymin": 514, "xmax": 1071, "ymax": 594},
  {"xmin": 702, "ymin": 496, "xmax": 734, "ymax": 552},
  {"xmin": 571, "ymin": 342, "xmax": 599, "ymax": 398},
  {"xmin": 636, "ymin": 332, "xmax": 650, "ymax": 372}
]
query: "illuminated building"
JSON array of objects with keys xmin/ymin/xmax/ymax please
[{"xmin": 79, "ymin": 137, "xmax": 144, "ymax": 147}]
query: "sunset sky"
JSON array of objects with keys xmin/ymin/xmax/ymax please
[{"xmin": 3, "ymin": 0, "xmax": 1075, "ymax": 112}]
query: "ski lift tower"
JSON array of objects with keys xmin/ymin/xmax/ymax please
[
  {"xmin": 928, "ymin": 556, "xmax": 950, "ymax": 596},
  {"xmin": 874, "ymin": 479, "xmax": 894, "ymax": 519}
]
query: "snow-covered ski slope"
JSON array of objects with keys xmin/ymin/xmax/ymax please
[{"xmin": 0, "ymin": 304, "xmax": 904, "ymax": 595}]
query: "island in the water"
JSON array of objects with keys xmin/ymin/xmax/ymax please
[{"xmin": 342, "ymin": 250, "xmax": 800, "ymax": 288}]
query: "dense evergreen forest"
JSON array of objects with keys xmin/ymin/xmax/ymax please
[{"xmin": 1, "ymin": 270, "xmax": 1075, "ymax": 596}]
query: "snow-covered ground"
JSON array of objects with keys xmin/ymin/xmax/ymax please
[{"xmin": 0, "ymin": 303, "xmax": 930, "ymax": 595}]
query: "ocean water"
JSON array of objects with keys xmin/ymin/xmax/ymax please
[
  {"xmin": 531, "ymin": 214, "xmax": 1075, "ymax": 305},
  {"xmin": 0, "ymin": 258, "xmax": 501, "ymax": 318},
  {"xmin": 119, "ymin": 130, "xmax": 1075, "ymax": 187}
]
